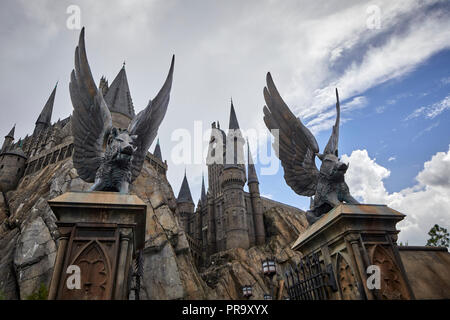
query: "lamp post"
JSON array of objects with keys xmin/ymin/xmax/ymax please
[
  {"xmin": 242, "ymin": 285, "xmax": 253, "ymax": 299},
  {"xmin": 262, "ymin": 257, "xmax": 277, "ymax": 299},
  {"xmin": 263, "ymin": 293, "xmax": 273, "ymax": 300}
]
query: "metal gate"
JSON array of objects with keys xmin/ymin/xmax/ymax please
[{"xmin": 284, "ymin": 252, "xmax": 337, "ymax": 300}]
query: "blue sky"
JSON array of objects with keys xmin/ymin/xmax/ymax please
[{"xmin": 0, "ymin": 0, "xmax": 449, "ymax": 245}]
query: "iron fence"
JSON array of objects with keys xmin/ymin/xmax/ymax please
[{"xmin": 284, "ymin": 252, "xmax": 337, "ymax": 300}]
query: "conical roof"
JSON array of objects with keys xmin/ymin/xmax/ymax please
[
  {"xmin": 177, "ymin": 172, "xmax": 193, "ymax": 204},
  {"xmin": 200, "ymin": 174, "xmax": 207, "ymax": 204},
  {"xmin": 5, "ymin": 124, "xmax": 15, "ymax": 139},
  {"xmin": 36, "ymin": 83, "xmax": 57, "ymax": 125},
  {"xmin": 224, "ymin": 100, "xmax": 244, "ymax": 170},
  {"xmin": 153, "ymin": 139, "xmax": 162, "ymax": 161},
  {"xmin": 229, "ymin": 99, "xmax": 240, "ymax": 130},
  {"xmin": 247, "ymin": 142, "xmax": 259, "ymax": 184},
  {"xmin": 104, "ymin": 66, "xmax": 135, "ymax": 119}
]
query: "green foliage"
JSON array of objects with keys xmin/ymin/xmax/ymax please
[
  {"xmin": 426, "ymin": 224, "xmax": 450, "ymax": 248},
  {"xmin": 26, "ymin": 283, "xmax": 48, "ymax": 300},
  {"xmin": 398, "ymin": 241, "xmax": 408, "ymax": 246},
  {"xmin": 0, "ymin": 290, "xmax": 5, "ymax": 300}
]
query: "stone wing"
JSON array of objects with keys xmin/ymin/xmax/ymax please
[
  {"xmin": 128, "ymin": 55, "xmax": 174, "ymax": 182},
  {"xmin": 263, "ymin": 72, "xmax": 320, "ymax": 197},
  {"xmin": 69, "ymin": 28, "xmax": 113, "ymax": 183},
  {"xmin": 323, "ymin": 88, "xmax": 340, "ymax": 156}
]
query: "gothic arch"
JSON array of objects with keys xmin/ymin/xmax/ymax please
[
  {"xmin": 62, "ymin": 240, "xmax": 112, "ymax": 300},
  {"xmin": 369, "ymin": 245, "xmax": 410, "ymax": 300},
  {"xmin": 335, "ymin": 252, "xmax": 361, "ymax": 300}
]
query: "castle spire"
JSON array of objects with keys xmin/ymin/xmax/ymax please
[
  {"xmin": 104, "ymin": 65, "xmax": 136, "ymax": 119},
  {"xmin": 225, "ymin": 99, "xmax": 245, "ymax": 170},
  {"xmin": 228, "ymin": 98, "xmax": 240, "ymax": 130},
  {"xmin": 36, "ymin": 83, "xmax": 57, "ymax": 126},
  {"xmin": 5, "ymin": 124, "xmax": 15, "ymax": 139},
  {"xmin": 153, "ymin": 138, "xmax": 162, "ymax": 161},
  {"xmin": 177, "ymin": 171, "xmax": 194, "ymax": 204},
  {"xmin": 201, "ymin": 173, "xmax": 207, "ymax": 204},
  {"xmin": 247, "ymin": 141, "xmax": 259, "ymax": 184}
]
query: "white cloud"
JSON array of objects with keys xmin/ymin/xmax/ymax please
[
  {"xmin": 342, "ymin": 146, "xmax": 450, "ymax": 245},
  {"xmin": 406, "ymin": 94, "xmax": 450, "ymax": 120},
  {"xmin": 306, "ymin": 95, "xmax": 367, "ymax": 134},
  {"xmin": 288, "ymin": 0, "xmax": 450, "ymax": 132},
  {"xmin": 388, "ymin": 156, "xmax": 396, "ymax": 162},
  {"xmin": 412, "ymin": 121, "xmax": 440, "ymax": 141}
]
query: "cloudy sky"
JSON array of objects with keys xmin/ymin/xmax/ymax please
[{"xmin": 1, "ymin": 0, "xmax": 449, "ymax": 245}]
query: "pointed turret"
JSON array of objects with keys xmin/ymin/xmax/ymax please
[
  {"xmin": 1, "ymin": 124, "xmax": 15, "ymax": 152},
  {"xmin": 99, "ymin": 76, "xmax": 109, "ymax": 96},
  {"xmin": 247, "ymin": 142, "xmax": 259, "ymax": 184},
  {"xmin": 153, "ymin": 138, "xmax": 162, "ymax": 161},
  {"xmin": 35, "ymin": 83, "xmax": 57, "ymax": 131},
  {"xmin": 177, "ymin": 171, "xmax": 195, "ymax": 234},
  {"xmin": 104, "ymin": 65, "xmax": 136, "ymax": 121},
  {"xmin": 201, "ymin": 174, "xmax": 207, "ymax": 204},
  {"xmin": 247, "ymin": 141, "xmax": 265, "ymax": 246},
  {"xmin": 5, "ymin": 125, "xmax": 15, "ymax": 140},
  {"xmin": 229, "ymin": 98, "xmax": 240, "ymax": 130},
  {"xmin": 177, "ymin": 172, "xmax": 194, "ymax": 204},
  {"xmin": 225, "ymin": 99, "xmax": 245, "ymax": 170}
]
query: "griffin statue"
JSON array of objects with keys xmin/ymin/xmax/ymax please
[
  {"xmin": 69, "ymin": 28, "xmax": 174, "ymax": 193},
  {"xmin": 263, "ymin": 73, "xmax": 359, "ymax": 225}
]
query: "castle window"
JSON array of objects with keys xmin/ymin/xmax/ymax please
[
  {"xmin": 43, "ymin": 154, "xmax": 51, "ymax": 168},
  {"xmin": 58, "ymin": 147, "xmax": 68, "ymax": 161},
  {"xmin": 36, "ymin": 157, "xmax": 44, "ymax": 172},
  {"xmin": 66, "ymin": 144, "xmax": 74, "ymax": 158},
  {"xmin": 50, "ymin": 151, "xmax": 59, "ymax": 164}
]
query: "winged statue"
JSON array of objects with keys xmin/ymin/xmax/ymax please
[
  {"xmin": 263, "ymin": 73, "xmax": 359, "ymax": 225},
  {"xmin": 69, "ymin": 28, "xmax": 174, "ymax": 193}
]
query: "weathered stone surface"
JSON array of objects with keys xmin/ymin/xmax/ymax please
[
  {"xmin": 14, "ymin": 217, "xmax": 56, "ymax": 299},
  {"xmin": 0, "ymin": 192, "xmax": 8, "ymax": 223},
  {"xmin": 399, "ymin": 247, "xmax": 450, "ymax": 299},
  {"xmin": 132, "ymin": 163, "xmax": 208, "ymax": 299},
  {"xmin": 199, "ymin": 206, "xmax": 307, "ymax": 299},
  {"xmin": 0, "ymin": 228, "xmax": 20, "ymax": 299}
]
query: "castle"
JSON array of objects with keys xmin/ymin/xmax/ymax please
[
  {"xmin": 176, "ymin": 102, "xmax": 304, "ymax": 269},
  {"xmin": 0, "ymin": 65, "xmax": 167, "ymax": 195},
  {"xmin": 0, "ymin": 63, "xmax": 303, "ymax": 273}
]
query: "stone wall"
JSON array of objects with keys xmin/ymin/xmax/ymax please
[
  {"xmin": 399, "ymin": 246, "xmax": 450, "ymax": 299},
  {"xmin": 0, "ymin": 153, "xmax": 27, "ymax": 192}
]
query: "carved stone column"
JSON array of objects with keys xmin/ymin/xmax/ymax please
[
  {"xmin": 292, "ymin": 204, "xmax": 415, "ymax": 300},
  {"xmin": 48, "ymin": 226, "xmax": 72, "ymax": 299},
  {"xmin": 47, "ymin": 192, "xmax": 146, "ymax": 300}
]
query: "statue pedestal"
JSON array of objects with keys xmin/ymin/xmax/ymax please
[
  {"xmin": 291, "ymin": 204, "xmax": 415, "ymax": 300},
  {"xmin": 47, "ymin": 192, "xmax": 146, "ymax": 300}
]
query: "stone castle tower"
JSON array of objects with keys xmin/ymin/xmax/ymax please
[
  {"xmin": 177, "ymin": 101, "xmax": 296, "ymax": 269},
  {"xmin": 0, "ymin": 65, "xmax": 166, "ymax": 193},
  {"xmin": 220, "ymin": 102, "xmax": 249, "ymax": 250}
]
